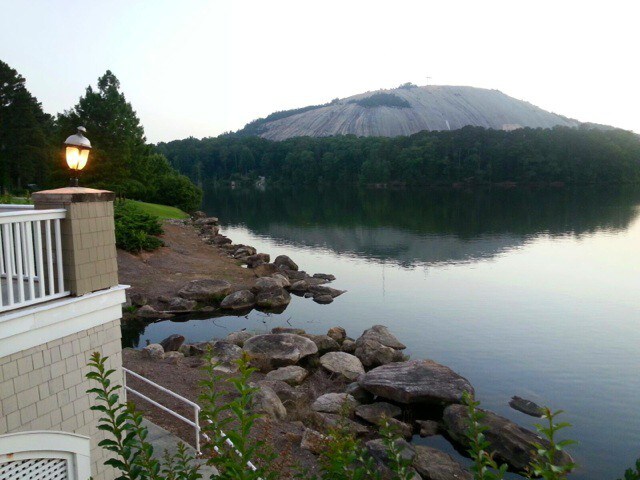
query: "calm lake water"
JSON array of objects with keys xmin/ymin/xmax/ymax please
[{"xmin": 129, "ymin": 186, "xmax": 640, "ymax": 479}]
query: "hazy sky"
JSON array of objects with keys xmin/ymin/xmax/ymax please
[{"xmin": 1, "ymin": 0, "xmax": 638, "ymax": 143}]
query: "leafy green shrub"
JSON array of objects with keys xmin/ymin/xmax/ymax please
[
  {"xmin": 114, "ymin": 200, "xmax": 163, "ymax": 253},
  {"xmin": 150, "ymin": 174, "xmax": 203, "ymax": 213}
]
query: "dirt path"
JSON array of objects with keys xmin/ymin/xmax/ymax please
[{"xmin": 118, "ymin": 220, "xmax": 257, "ymax": 307}]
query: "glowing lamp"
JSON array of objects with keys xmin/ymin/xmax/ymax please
[{"xmin": 64, "ymin": 126, "xmax": 91, "ymax": 187}]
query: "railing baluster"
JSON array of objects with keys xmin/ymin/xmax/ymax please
[
  {"xmin": 45, "ymin": 219, "xmax": 54, "ymax": 295},
  {"xmin": 2, "ymin": 224, "xmax": 14, "ymax": 306},
  {"xmin": 0, "ymin": 224, "xmax": 5, "ymax": 275},
  {"xmin": 34, "ymin": 220, "xmax": 45, "ymax": 299},
  {"xmin": 14, "ymin": 222, "xmax": 25, "ymax": 303},
  {"xmin": 24, "ymin": 222, "xmax": 35, "ymax": 301},
  {"xmin": 54, "ymin": 219, "xmax": 64, "ymax": 295}
]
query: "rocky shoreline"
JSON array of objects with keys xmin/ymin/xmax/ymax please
[
  {"xmin": 124, "ymin": 212, "xmax": 344, "ymax": 321},
  {"xmin": 138, "ymin": 324, "xmax": 572, "ymax": 479}
]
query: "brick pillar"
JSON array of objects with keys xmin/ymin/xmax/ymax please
[{"xmin": 31, "ymin": 187, "xmax": 118, "ymax": 296}]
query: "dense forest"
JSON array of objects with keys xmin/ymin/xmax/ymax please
[
  {"xmin": 159, "ymin": 126, "xmax": 640, "ymax": 187},
  {"xmin": 0, "ymin": 61, "xmax": 201, "ymax": 211}
]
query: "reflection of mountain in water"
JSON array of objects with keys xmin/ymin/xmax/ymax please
[
  {"xmin": 262, "ymin": 224, "xmax": 526, "ymax": 266},
  {"xmin": 204, "ymin": 186, "xmax": 640, "ymax": 266}
]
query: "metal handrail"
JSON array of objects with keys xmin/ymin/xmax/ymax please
[{"xmin": 122, "ymin": 367, "xmax": 259, "ymax": 473}]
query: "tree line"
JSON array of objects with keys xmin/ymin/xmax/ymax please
[
  {"xmin": 0, "ymin": 60, "xmax": 201, "ymax": 211},
  {"xmin": 158, "ymin": 125, "xmax": 640, "ymax": 188}
]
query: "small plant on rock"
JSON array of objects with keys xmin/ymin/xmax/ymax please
[{"xmin": 526, "ymin": 408, "xmax": 576, "ymax": 480}]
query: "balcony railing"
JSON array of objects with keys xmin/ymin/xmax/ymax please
[{"xmin": 0, "ymin": 205, "xmax": 70, "ymax": 313}]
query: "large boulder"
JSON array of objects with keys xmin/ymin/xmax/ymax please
[
  {"xmin": 359, "ymin": 360, "xmax": 474, "ymax": 405},
  {"xmin": 255, "ymin": 287, "xmax": 291, "ymax": 309},
  {"xmin": 327, "ymin": 326, "xmax": 347, "ymax": 344},
  {"xmin": 317, "ymin": 413, "xmax": 370, "ymax": 435},
  {"xmin": 356, "ymin": 325, "xmax": 406, "ymax": 350},
  {"xmin": 312, "ymin": 294, "xmax": 334, "ymax": 304},
  {"xmin": 245, "ymin": 253, "xmax": 270, "ymax": 268},
  {"xmin": 243, "ymin": 334, "xmax": 318, "ymax": 371},
  {"xmin": 289, "ymin": 280, "xmax": 309, "ymax": 292},
  {"xmin": 256, "ymin": 379, "xmax": 304, "ymax": 406},
  {"xmin": 160, "ymin": 334, "xmax": 185, "ymax": 352},
  {"xmin": 311, "ymin": 393, "xmax": 358, "ymax": 414},
  {"xmin": 271, "ymin": 273, "xmax": 291, "ymax": 288},
  {"xmin": 413, "ymin": 445, "xmax": 473, "ymax": 480},
  {"xmin": 220, "ymin": 290, "xmax": 256, "ymax": 311},
  {"xmin": 320, "ymin": 352, "xmax": 365, "ymax": 381},
  {"xmin": 265, "ymin": 366, "xmax": 309, "ymax": 386},
  {"xmin": 209, "ymin": 341, "xmax": 243, "ymax": 373},
  {"xmin": 355, "ymin": 402, "xmax": 402, "ymax": 424},
  {"xmin": 274, "ymin": 255, "xmax": 299, "ymax": 271},
  {"xmin": 443, "ymin": 404, "xmax": 574, "ymax": 472},
  {"xmin": 250, "ymin": 383, "xmax": 287, "ymax": 420},
  {"xmin": 253, "ymin": 263, "xmax": 278, "ymax": 277},
  {"xmin": 354, "ymin": 338, "xmax": 406, "ymax": 368},
  {"xmin": 178, "ymin": 279, "xmax": 231, "ymax": 302}
]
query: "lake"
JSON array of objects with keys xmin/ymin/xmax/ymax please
[{"xmin": 129, "ymin": 186, "xmax": 640, "ymax": 479}]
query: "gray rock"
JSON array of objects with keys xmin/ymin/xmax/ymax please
[
  {"xmin": 341, "ymin": 338, "xmax": 356, "ymax": 353},
  {"xmin": 283, "ymin": 269, "xmax": 309, "ymax": 281},
  {"xmin": 317, "ymin": 413, "xmax": 370, "ymax": 435},
  {"xmin": 163, "ymin": 351, "xmax": 184, "ymax": 365},
  {"xmin": 210, "ymin": 341, "xmax": 243, "ymax": 373},
  {"xmin": 212, "ymin": 235, "xmax": 232, "ymax": 245},
  {"xmin": 313, "ymin": 294, "xmax": 334, "ymax": 304},
  {"xmin": 178, "ymin": 344, "xmax": 192, "ymax": 357},
  {"xmin": 366, "ymin": 438, "xmax": 419, "ymax": 478},
  {"xmin": 320, "ymin": 352, "xmax": 365, "ymax": 381},
  {"xmin": 354, "ymin": 338, "xmax": 406, "ymax": 368},
  {"xmin": 443, "ymin": 404, "xmax": 574, "ymax": 473},
  {"xmin": 220, "ymin": 290, "xmax": 256, "ymax": 311},
  {"xmin": 250, "ymin": 384, "xmax": 287, "ymax": 420},
  {"xmin": 160, "ymin": 334, "xmax": 185, "ymax": 352},
  {"xmin": 194, "ymin": 216, "xmax": 219, "ymax": 225},
  {"xmin": 359, "ymin": 360, "xmax": 474, "ymax": 405},
  {"xmin": 413, "ymin": 445, "xmax": 472, "ymax": 480},
  {"xmin": 311, "ymin": 393, "xmax": 358, "ymax": 414},
  {"xmin": 290, "ymin": 280, "xmax": 309, "ymax": 292},
  {"xmin": 355, "ymin": 402, "xmax": 402, "ymax": 424},
  {"xmin": 256, "ymin": 379, "xmax": 304, "ymax": 406},
  {"xmin": 136, "ymin": 305, "xmax": 173, "ymax": 319},
  {"xmin": 265, "ymin": 366, "xmax": 309, "ymax": 386},
  {"xmin": 129, "ymin": 292, "xmax": 148, "ymax": 307},
  {"xmin": 509, "ymin": 396, "xmax": 544, "ymax": 417},
  {"xmin": 178, "ymin": 279, "xmax": 231, "ymax": 301},
  {"xmin": 272, "ymin": 327, "xmax": 306, "ymax": 335},
  {"xmin": 327, "ymin": 326, "xmax": 346, "ymax": 344},
  {"xmin": 271, "ymin": 273, "xmax": 291, "ymax": 288},
  {"xmin": 243, "ymin": 334, "xmax": 318, "ymax": 371},
  {"xmin": 345, "ymin": 382, "xmax": 374, "ymax": 403},
  {"xmin": 356, "ymin": 325, "xmax": 406, "ymax": 350},
  {"xmin": 309, "ymin": 285, "xmax": 345, "ymax": 298},
  {"xmin": 253, "ymin": 263, "xmax": 278, "ymax": 277},
  {"xmin": 167, "ymin": 297, "xmax": 197, "ymax": 311},
  {"xmin": 300, "ymin": 428, "xmax": 327, "ymax": 454},
  {"xmin": 274, "ymin": 255, "xmax": 298, "ymax": 271},
  {"xmin": 303, "ymin": 335, "xmax": 340, "ymax": 354},
  {"xmin": 253, "ymin": 277, "xmax": 282, "ymax": 292},
  {"xmin": 226, "ymin": 331, "xmax": 255, "ymax": 347},
  {"xmin": 313, "ymin": 273, "xmax": 336, "ymax": 281},
  {"xmin": 245, "ymin": 253, "xmax": 270, "ymax": 268},
  {"xmin": 142, "ymin": 344, "xmax": 164, "ymax": 360},
  {"xmin": 416, "ymin": 420, "xmax": 439, "ymax": 437},
  {"xmin": 255, "ymin": 287, "xmax": 291, "ymax": 309}
]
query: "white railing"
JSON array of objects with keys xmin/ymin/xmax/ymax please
[
  {"xmin": 0, "ymin": 206, "xmax": 69, "ymax": 313},
  {"xmin": 122, "ymin": 367, "xmax": 258, "ymax": 472}
]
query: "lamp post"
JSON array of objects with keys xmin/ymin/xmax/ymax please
[{"xmin": 64, "ymin": 126, "xmax": 91, "ymax": 187}]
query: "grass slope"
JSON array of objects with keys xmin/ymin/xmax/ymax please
[{"xmin": 125, "ymin": 200, "xmax": 189, "ymax": 220}]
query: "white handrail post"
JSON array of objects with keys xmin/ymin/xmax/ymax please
[
  {"xmin": 3, "ymin": 224, "xmax": 14, "ymax": 306},
  {"xmin": 195, "ymin": 405, "xmax": 201, "ymax": 455}
]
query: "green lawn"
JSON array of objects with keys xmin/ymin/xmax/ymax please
[{"xmin": 125, "ymin": 200, "xmax": 189, "ymax": 220}]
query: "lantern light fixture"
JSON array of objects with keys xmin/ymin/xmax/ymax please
[{"xmin": 64, "ymin": 126, "xmax": 91, "ymax": 187}]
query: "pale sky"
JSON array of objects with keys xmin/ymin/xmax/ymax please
[{"xmin": 1, "ymin": 0, "xmax": 638, "ymax": 143}]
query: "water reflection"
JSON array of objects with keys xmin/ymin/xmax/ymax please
[{"xmin": 203, "ymin": 186, "xmax": 640, "ymax": 266}]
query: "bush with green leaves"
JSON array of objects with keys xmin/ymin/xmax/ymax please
[{"xmin": 114, "ymin": 200, "xmax": 163, "ymax": 253}]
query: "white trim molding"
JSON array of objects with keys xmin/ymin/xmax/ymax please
[
  {"xmin": 0, "ymin": 285, "xmax": 128, "ymax": 358},
  {"xmin": 0, "ymin": 430, "xmax": 91, "ymax": 480}
]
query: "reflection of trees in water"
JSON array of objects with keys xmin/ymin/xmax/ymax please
[{"xmin": 203, "ymin": 186, "xmax": 640, "ymax": 266}]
